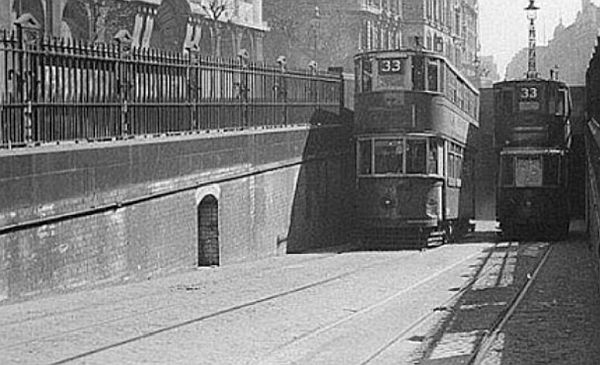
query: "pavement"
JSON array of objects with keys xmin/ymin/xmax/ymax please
[
  {"xmin": 0, "ymin": 222, "xmax": 599, "ymax": 365},
  {"xmin": 480, "ymin": 234, "xmax": 600, "ymax": 365}
]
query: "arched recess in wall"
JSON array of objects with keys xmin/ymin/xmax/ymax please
[
  {"xmin": 239, "ymin": 29, "xmax": 254, "ymax": 61},
  {"xmin": 196, "ymin": 185, "xmax": 221, "ymax": 267},
  {"xmin": 13, "ymin": 0, "xmax": 45, "ymax": 31},
  {"xmin": 198, "ymin": 22, "xmax": 213, "ymax": 56},
  {"xmin": 219, "ymin": 25, "xmax": 235, "ymax": 60},
  {"xmin": 61, "ymin": 0, "xmax": 91, "ymax": 41},
  {"xmin": 151, "ymin": 0, "xmax": 190, "ymax": 53}
]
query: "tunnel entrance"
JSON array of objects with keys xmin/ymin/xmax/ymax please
[{"xmin": 198, "ymin": 195, "xmax": 219, "ymax": 266}]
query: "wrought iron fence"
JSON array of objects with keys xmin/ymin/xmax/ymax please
[{"xmin": 0, "ymin": 29, "xmax": 343, "ymax": 148}]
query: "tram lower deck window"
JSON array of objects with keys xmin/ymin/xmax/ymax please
[
  {"xmin": 406, "ymin": 140, "xmax": 427, "ymax": 173},
  {"xmin": 375, "ymin": 140, "xmax": 404, "ymax": 174}
]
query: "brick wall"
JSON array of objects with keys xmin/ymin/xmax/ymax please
[{"xmin": 0, "ymin": 123, "xmax": 354, "ymax": 303}]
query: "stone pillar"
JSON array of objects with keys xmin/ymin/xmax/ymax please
[
  {"xmin": 255, "ymin": 31, "xmax": 264, "ymax": 62},
  {"xmin": 132, "ymin": 4, "xmax": 157, "ymax": 48},
  {"xmin": 50, "ymin": 0, "xmax": 64, "ymax": 37},
  {"xmin": 0, "ymin": 0, "xmax": 12, "ymax": 32},
  {"xmin": 141, "ymin": 7, "xmax": 156, "ymax": 48}
]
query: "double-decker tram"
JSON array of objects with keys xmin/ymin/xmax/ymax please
[
  {"xmin": 353, "ymin": 48, "xmax": 479, "ymax": 248},
  {"xmin": 494, "ymin": 79, "xmax": 572, "ymax": 239}
]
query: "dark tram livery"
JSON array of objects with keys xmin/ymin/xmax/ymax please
[
  {"xmin": 353, "ymin": 49, "xmax": 479, "ymax": 247},
  {"xmin": 494, "ymin": 79, "xmax": 572, "ymax": 239}
]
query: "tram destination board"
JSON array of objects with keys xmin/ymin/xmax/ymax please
[
  {"xmin": 519, "ymin": 85, "xmax": 540, "ymax": 111},
  {"xmin": 378, "ymin": 57, "xmax": 406, "ymax": 74}
]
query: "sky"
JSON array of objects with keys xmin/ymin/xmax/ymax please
[{"xmin": 479, "ymin": 0, "xmax": 600, "ymax": 78}]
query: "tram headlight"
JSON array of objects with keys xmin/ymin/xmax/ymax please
[{"xmin": 381, "ymin": 197, "xmax": 394, "ymax": 209}]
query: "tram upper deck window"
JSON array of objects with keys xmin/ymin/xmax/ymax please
[
  {"xmin": 412, "ymin": 55, "xmax": 425, "ymax": 90},
  {"xmin": 374, "ymin": 139, "xmax": 404, "ymax": 174},
  {"xmin": 406, "ymin": 139, "xmax": 427, "ymax": 174},
  {"xmin": 556, "ymin": 89, "xmax": 568, "ymax": 116},
  {"xmin": 362, "ymin": 58, "xmax": 373, "ymax": 92},
  {"xmin": 496, "ymin": 89, "xmax": 513, "ymax": 114},
  {"xmin": 427, "ymin": 60, "xmax": 439, "ymax": 92},
  {"xmin": 358, "ymin": 140, "xmax": 373, "ymax": 175}
]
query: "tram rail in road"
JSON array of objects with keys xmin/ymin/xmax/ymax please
[
  {"xmin": 467, "ymin": 244, "xmax": 553, "ymax": 365},
  {"xmin": 1, "ymin": 236, "xmax": 561, "ymax": 365}
]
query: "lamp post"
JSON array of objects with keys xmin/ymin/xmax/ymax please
[
  {"xmin": 310, "ymin": 4, "xmax": 320, "ymax": 62},
  {"xmin": 525, "ymin": 0, "xmax": 539, "ymax": 79}
]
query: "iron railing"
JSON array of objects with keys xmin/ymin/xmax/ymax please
[{"xmin": 0, "ymin": 29, "xmax": 343, "ymax": 148}]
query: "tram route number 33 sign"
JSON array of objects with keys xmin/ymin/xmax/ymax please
[
  {"xmin": 519, "ymin": 86, "xmax": 540, "ymax": 111},
  {"xmin": 378, "ymin": 58, "xmax": 405, "ymax": 74}
]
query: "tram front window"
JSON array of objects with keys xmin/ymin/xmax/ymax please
[
  {"xmin": 406, "ymin": 140, "xmax": 427, "ymax": 174},
  {"xmin": 543, "ymin": 155, "xmax": 560, "ymax": 185},
  {"xmin": 375, "ymin": 140, "xmax": 404, "ymax": 174},
  {"xmin": 428, "ymin": 139, "xmax": 439, "ymax": 174},
  {"xmin": 515, "ymin": 157, "xmax": 542, "ymax": 187},
  {"xmin": 500, "ymin": 156, "xmax": 515, "ymax": 186}
]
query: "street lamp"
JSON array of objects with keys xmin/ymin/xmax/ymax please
[
  {"xmin": 525, "ymin": 0, "xmax": 539, "ymax": 79},
  {"xmin": 310, "ymin": 4, "xmax": 320, "ymax": 62}
]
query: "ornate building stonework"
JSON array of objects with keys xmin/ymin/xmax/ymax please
[
  {"xmin": 262, "ymin": 0, "xmax": 478, "ymax": 77},
  {"xmin": 1, "ymin": 0, "xmax": 269, "ymax": 61},
  {"xmin": 263, "ymin": 0, "xmax": 404, "ymax": 71}
]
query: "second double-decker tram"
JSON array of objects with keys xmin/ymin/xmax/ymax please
[
  {"xmin": 497, "ymin": 147, "xmax": 569, "ymax": 239},
  {"xmin": 353, "ymin": 49, "xmax": 479, "ymax": 248}
]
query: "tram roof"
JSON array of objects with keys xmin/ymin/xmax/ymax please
[
  {"xmin": 500, "ymin": 146, "xmax": 566, "ymax": 155},
  {"xmin": 354, "ymin": 48, "xmax": 479, "ymax": 95},
  {"xmin": 493, "ymin": 77, "xmax": 569, "ymax": 88}
]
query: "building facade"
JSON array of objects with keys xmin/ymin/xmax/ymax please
[
  {"xmin": 263, "ymin": 0, "xmax": 478, "ymax": 78},
  {"xmin": 1, "ymin": 0, "xmax": 269, "ymax": 61},
  {"xmin": 505, "ymin": 0, "xmax": 597, "ymax": 85},
  {"xmin": 402, "ymin": 0, "xmax": 479, "ymax": 82},
  {"xmin": 263, "ymin": 0, "xmax": 403, "ymax": 71}
]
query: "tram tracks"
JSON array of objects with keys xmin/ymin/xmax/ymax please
[
  {"xmin": 355, "ymin": 241, "xmax": 551, "ymax": 365},
  {"xmin": 254, "ymin": 244, "xmax": 500, "ymax": 365},
  {"xmin": 5, "ymin": 248, "xmax": 426, "ymax": 364},
  {"xmin": 262, "ymin": 240, "xmax": 549, "ymax": 365},
  {"xmin": 2, "ymin": 242, "xmax": 509, "ymax": 365},
  {"xmin": 467, "ymin": 243, "xmax": 554, "ymax": 365}
]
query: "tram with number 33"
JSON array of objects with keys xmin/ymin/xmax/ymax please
[
  {"xmin": 353, "ymin": 48, "xmax": 479, "ymax": 248},
  {"xmin": 494, "ymin": 78, "xmax": 572, "ymax": 239}
]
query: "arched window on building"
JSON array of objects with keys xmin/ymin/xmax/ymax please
[{"xmin": 366, "ymin": 20, "xmax": 372, "ymax": 50}]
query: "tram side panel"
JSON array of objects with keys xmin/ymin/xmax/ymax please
[{"xmin": 355, "ymin": 92, "xmax": 473, "ymax": 143}]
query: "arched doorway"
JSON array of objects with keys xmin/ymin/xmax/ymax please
[
  {"xmin": 239, "ymin": 29, "xmax": 254, "ymax": 61},
  {"xmin": 219, "ymin": 27, "xmax": 235, "ymax": 60},
  {"xmin": 198, "ymin": 23, "xmax": 213, "ymax": 56},
  {"xmin": 61, "ymin": 0, "xmax": 91, "ymax": 41},
  {"xmin": 198, "ymin": 195, "xmax": 219, "ymax": 266}
]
